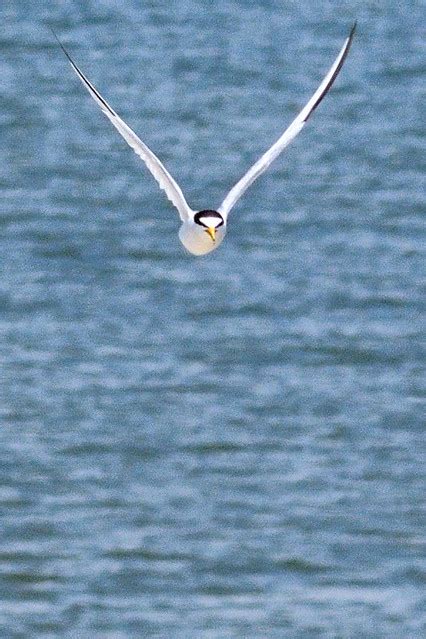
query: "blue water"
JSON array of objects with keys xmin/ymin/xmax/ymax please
[{"xmin": 1, "ymin": 1, "xmax": 424, "ymax": 637}]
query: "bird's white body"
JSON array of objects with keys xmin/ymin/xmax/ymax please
[
  {"xmin": 179, "ymin": 220, "xmax": 226, "ymax": 256},
  {"xmin": 54, "ymin": 24, "xmax": 355, "ymax": 256}
]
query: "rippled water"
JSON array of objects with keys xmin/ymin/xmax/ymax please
[{"xmin": 1, "ymin": 1, "xmax": 424, "ymax": 637}]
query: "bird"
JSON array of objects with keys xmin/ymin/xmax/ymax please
[{"xmin": 53, "ymin": 23, "xmax": 356, "ymax": 256}]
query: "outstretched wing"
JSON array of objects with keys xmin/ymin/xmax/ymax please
[
  {"xmin": 219, "ymin": 23, "xmax": 356, "ymax": 219},
  {"xmin": 54, "ymin": 32, "xmax": 193, "ymax": 222}
]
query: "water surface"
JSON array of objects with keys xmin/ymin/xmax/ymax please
[{"xmin": 0, "ymin": 1, "xmax": 424, "ymax": 637}]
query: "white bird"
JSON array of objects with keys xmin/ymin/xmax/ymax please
[{"xmin": 54, "ymin": 23, "xmax": 356, "ymax": 256}]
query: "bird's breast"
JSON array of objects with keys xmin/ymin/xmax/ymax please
[{"xmin": 178, "ymin": 222, "xmax": 226, "ymax": 256}]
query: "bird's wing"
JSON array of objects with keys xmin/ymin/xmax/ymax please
[
  {"xmin": 218, "ymin": 22, "xmax": 356, "ymax": 219},
  {"xmin": 54, "ymin": 33, "xmax": 193, "ymax": 222}
]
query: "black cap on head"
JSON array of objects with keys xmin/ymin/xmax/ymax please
[{"xmin": 194, "ymin": 210, "xmax": 224, "ymax": 227}]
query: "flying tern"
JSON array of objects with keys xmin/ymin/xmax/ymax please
[{"xmin": 54, "ymin": 23, "xmax": 356, "ymax": 255}]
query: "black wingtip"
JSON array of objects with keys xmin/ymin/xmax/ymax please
[
  {"xmin": 302, "ymin": 21, "xmax": 357, "ymax": 123},
  {"xmin": 49, "ymin": 26, "xmax": 63, "ymax": 50},
  {"xmin": 50, "ymin": 26, "xmax": 80, "ymax": 71},
  {"xmin": 50, "ymin": 27, "xmax": 70, "ymax": 59}
]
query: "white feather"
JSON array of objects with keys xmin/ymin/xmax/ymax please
[
  {"xmin": 218, "ymin": 23, "xmax": 356, "ymax": 219},
  {"xmin": 55, "ymin": 35, "xmax": 193, "ymax": 222}
]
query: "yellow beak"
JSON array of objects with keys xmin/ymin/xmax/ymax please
[{"xmin": 206, "ymin": 227, "xmax": 216, "ymax": 242}]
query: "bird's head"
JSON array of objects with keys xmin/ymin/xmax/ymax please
[{"xmin": 194, "ymin": 210, "xmax": 225, "ymax": 243}]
